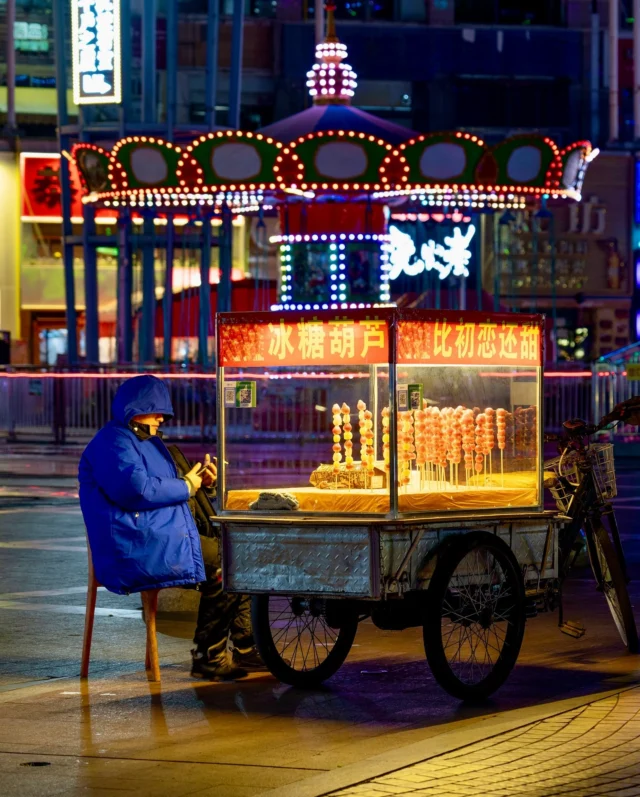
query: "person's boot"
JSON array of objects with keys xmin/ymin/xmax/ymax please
[
  {"xmin": 190, "ymin": 649, "xmax": 247, "ymax": 681},
  {"xmin": 232, "ymin": 645, "xmax": 267, "ymax": 671}
]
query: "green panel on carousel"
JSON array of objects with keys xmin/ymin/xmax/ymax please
[
  {"xmin": 112, "ymin": 139, "xmax": 184, "ymax": 190},
  {"xmin": 288, "ymin": 133, "xmax": 390, "ymax": 186},
  {"xmin": 489, "ymin": 136, "xmax": 559, "ymax": 188},
  {"xmin": 184, "ymin": 133, "xmax": 282, "ymax": 187},
  {"xmin": 400, "ymin": 133, "xmax": 485, "ymax": 186}
]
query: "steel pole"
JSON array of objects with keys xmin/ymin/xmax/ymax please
[
  {"xmin": 199, "ymin": 220, "xmax": 212, "ymax": 367},
  {"xmin": 228, "ymin": 0, "xmax": 245, "ymax": 128},
  {"xmin": 141, "ymin": 216, "xmax": 156, "ymax": 363},
  {"xmin": 218, "ymin": 206, "xmax": 233, "ymax": 313},
  {"xmin": 590, "ymin": 1, "xmax": 600, "ymax": 144},
  {"xmin": 53, "ymin": 0, "xmax": 78, "ymax": 365},
  {"xmin": 119, "ymin": 0, "xmax": 131, "ymax": 137},
  {"xmin": 634, "ymin": 0, "xmax": 640, "ymax": 139},
  {"xmin": 142, "ymin": 0, "xmax": 157, "ymax": 123},
  {"xmin": 83, "ymin": 205, "xmax": 100, "ymax": 364},
  {"xmin": 609, "ymin": 0, "xmax": 619, "ymax": 141},
  {"xmin": 163, "ymin": 219, "xmax": 175, "ymax": 364},
  {"xmin": 6, "ymin": 0, "xmax": 16, "ymax": 133},
  {"xmin": 205, "ymin": 0, "xmax": 220, "ymax": 128},
  {"xmin": 550, "ymin": 212, "xmax": 558, "ymax": 363},
  {"xmin": 315, "ymin": 0, "xmax": 324, "ymax": 44},
  {"xmin": 117, "ymin": 211, "xmax": 133, "ymax": 363},
  {"xmin": 166, "ymin": 0, "xmax": 178, "ymax": 137}
]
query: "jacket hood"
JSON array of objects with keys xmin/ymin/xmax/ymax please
[{"xmin": 112, "ymin": 375, "xmax": 174, "ymax": 426}]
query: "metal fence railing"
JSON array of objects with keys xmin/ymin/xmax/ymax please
[{"xmin": 0, "ymin": 365, "xmax": 610, "ymax": 445}]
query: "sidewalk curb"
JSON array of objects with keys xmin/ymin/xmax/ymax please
[{"xmin": 255, "ymin": 681, "xmax": 640, "ymax": 797}]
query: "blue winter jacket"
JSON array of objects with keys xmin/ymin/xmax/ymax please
[{"xmin": 78, "ymin": 375, "xmax": 206, "ymax": 594}]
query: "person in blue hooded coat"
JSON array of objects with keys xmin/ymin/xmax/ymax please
[
  {"xmin": 79, "ymin": 375, "xmax": 207, "ymax": 596},
  {"xmin": 80, "ymin": 375, "xmax": 261, "ymax": 679}
]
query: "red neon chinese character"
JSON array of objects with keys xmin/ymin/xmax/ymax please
[
  {"xmin": 498, "ymin": 322, "xmax": 518, "ymax": 360},
  {"xmin": 297, "ymin": 319, "xmax": 326, "ymax": 360},
  {"xmin": 477, "ymin": 323, "xmax": 497, "ymax": 360},
  {"xmin": 268, "ymin": 320, "xmax": 294, "ymax": 361},
  {"xmin": 520, "ymin": 326, "xmax": 540, "ymax": 362},
  {"xmin": 454, "ymin": 322, "xmax": 475, "ymax": 359},
  {"xmin": 328, "ymin": 319, "xmax": 355, "ymax": 360},
  {"xmin": 434, "ymin": 320, "xmax": 453, "ymax": 358},
  {"xmin": 360, "ymin": 319, "xmax": 386, "ymax": 358}
]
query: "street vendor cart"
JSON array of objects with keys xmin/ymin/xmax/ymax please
[{"xmin": 214, "ymin": 307, "xmax": 562, "ymax": 700}]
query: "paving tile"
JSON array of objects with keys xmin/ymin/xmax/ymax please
[{"xmin": 323, "ymin": 686, "xmax": 640, "ymax": 797}]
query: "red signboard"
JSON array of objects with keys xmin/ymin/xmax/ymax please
[
  {"xmin": 21, "ymin": 153, "xmax": 85, "ymax": 220},
  {"xmin": 397, "ymin": 311, "xmax": 543, "ymax": 367},
  {"xmin": 218, "ymin": 310, "xmax": 391, "ymax": 367}
]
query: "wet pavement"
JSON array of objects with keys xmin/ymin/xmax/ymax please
[{"xmin": 1, "ymin": 446, "xmax": 640, "ymax": 796}]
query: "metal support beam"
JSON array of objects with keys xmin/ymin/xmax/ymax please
[
  {"xmin": 166, "ymin": 0, "xmax": 178, "ymax": 137},
  {"xmin": 315, "ymin": 0, "xmax": 324, "ymax": 44},
  {"xmin": 117, "ymin": 211, "xmax": 133, "ymax": 363},
  {"xmin": 634, "ymin": 0, "xmax": 640, "ymax": 139},
  {"xmin": 141, "ymin": 216, "xmax": 156, "ymax": 363},
  {"xmin": 609, "ymin": 0, "xmax": 619, "ymax": 141},
  {"xmin": 83, "ymin": 205, "xmax": 100, "ymax": 364},
  {"xmin": 205, "ymin": 0, "xmax": 220, "ymax": 129},
  {"xmin": 120, "ymin": 0, "xmax": 132, "ymax": 136},
  {"xmin": 53, "ymin": 0, "xmax": 78, "ymax": 365},
  {"xmin": 218, "ymin": 206, "xmax": 233, "ymax": 313},
  {"xmin": 6, "ymin": 0, "xmax": 16, "ymax": 134},
  {"xmin": 142, "ymin": 0, "xmax": 157, "ymax": 124},
  {"xmin": 199, "ymin": 220, "xmax": 212, "ymax": 367},
  {"xmin": 590, "ymin": 2, "xmax": 600, "ymax": 144},
  {"xmin": 228, "ymin": 0, "xmax": 245, "ymax": 128},
  {"xmin": 163, "ymin": 220, "xmax": 175, "ymax": 364}
]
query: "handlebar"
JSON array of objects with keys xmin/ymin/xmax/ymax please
[{"xmin": 544, "ymin": 396, "xmax": 640, "ymax": 446}]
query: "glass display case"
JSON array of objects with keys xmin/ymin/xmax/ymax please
[{"xmin": 216, "ymin": 308, "xmax": 543, "ymax": 518}]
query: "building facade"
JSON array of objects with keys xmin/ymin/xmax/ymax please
[{"xmin": 0, "ymin": 0, "xmax": 636, "ymax": 362}]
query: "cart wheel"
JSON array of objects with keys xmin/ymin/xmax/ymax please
[
  {"xmin": 423, "ymin": 531, "xmax": 526, "ymax": 701},
  {"xmin": 587, "ymin": 522, "xmax": 639, "ymax": 653},
  {"xmin": 252, "ymin": 595, "xmax": 358, "ymax": 688}
]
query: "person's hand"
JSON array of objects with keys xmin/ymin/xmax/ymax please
[
  {"xmin": 202, "ymin": 454, "xmax": 217, "ymax": 487},
  {"xmin": 185, "ymin": 463, "xmax": 203, "ymax": 494}
]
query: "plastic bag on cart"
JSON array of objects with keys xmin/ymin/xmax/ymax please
[{"xmin": 249, "ymin": 492, "xmax": 300, "ymax": 511}]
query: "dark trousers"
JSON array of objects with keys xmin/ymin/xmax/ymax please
[{"xmin": 193, "ymin": 533, "xmax": 253, "ymax": 658}]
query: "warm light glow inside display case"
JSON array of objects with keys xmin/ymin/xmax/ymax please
[{"xmin": 217, "ymin": 309, "xmax": 543, "ymax": 517}]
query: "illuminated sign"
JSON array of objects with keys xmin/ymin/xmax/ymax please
[
  {"xmin": 71, "ymin": 0, "xmax": 122, "ymax": 105},
  {"xmin": 14, "ymin": 22, "xmax": 49, "ymax": 53},
  {"xmin": 397, "ymin": 313, "xmax": 543, "ymax": 367},
  {"xmin": 385, "ymin": 224, "xmax": 476, "ymax": 282},
  {"xmin": 20, "ymin": 153, "xmax": 84, "ymax": 222},
  {"xmin": 218, "ymin": 312, "xmax": 390, "ymax": 367}
]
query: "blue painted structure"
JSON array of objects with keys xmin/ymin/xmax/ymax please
[{"xmin": 53, "ymin": 0, "xmax": 245, "ymax": 365}]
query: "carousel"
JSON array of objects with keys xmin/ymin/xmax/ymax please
[{"xmin": 70, "ymin": 3, "xmax": 597, "ymax": 364}]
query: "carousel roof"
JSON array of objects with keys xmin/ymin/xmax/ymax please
[
  {"xmin": 260, "ymin": 103, "xmax": 416, "ymax": 145},
  {"xmin": 70, "ymin": 4, "xmax": 597, "ymax": 213}
]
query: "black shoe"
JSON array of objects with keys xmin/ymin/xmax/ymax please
[
  {"xmin": 232, "ymin": 646, "xmax": 267, "ymax": 671},
  {"xmin": 191, "ymin": 650, "xmax": 247, "ymax": 681}
]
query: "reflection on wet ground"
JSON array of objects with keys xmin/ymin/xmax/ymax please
[{"xmin": 1, "ymin": 461, "xmax": 640, "ymax": 795}]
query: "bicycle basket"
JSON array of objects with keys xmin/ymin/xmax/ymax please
[
  {"xmin": 543, "ymin": 451, "xmax": 578, "ymax": 513},
  {"xmin": 544, "ymin": 442, "xmax": 617, "ymax": 512},
  {"xmin": 590, "ymin": 443, "xmax": 617, "ymax": 500}
]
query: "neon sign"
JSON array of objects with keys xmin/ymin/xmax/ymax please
[
  {"xmin": 71, "ymin": 0, "xmax": 122, "ymax": 105},
  {"xmin": 218, "ymin": 312, "xmax": 390, "ymax": 367},
  {"xmin": 385, "ymin": 224, "xmax": 476, "ymax": 282}
]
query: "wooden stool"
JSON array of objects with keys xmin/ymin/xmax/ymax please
[{"xmin": 81, "ymin": 550, "xmax": 162, "ymax": 682}]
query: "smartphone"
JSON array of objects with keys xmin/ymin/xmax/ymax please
[{"xmin": 196, "ymin": 457, "xmax": 225, "ymax": 476}]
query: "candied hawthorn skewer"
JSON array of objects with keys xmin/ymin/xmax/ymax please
[
  {"xmin": 331, "ymin": 403, "xmax": 343, "ymax": 483},
  {"xmin": 381, "ymin": 406, "xmax": 391, "ymax": 474}
]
